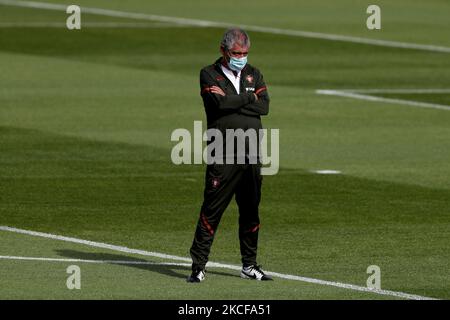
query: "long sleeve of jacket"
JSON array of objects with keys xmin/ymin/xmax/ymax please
[{"xmin": 200, "ymin": 69, "xmax": 256, "ymax": 111}]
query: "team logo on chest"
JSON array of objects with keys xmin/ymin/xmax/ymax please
[{"xmin": 245, "ymin": 74, "xmax": 255, "ymax": 92}]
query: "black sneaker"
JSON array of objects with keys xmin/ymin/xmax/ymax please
[
  {"xmin": 187, "ymin": 269, "xmax": 206, "ymax": 283},
  {"xmin": 240, "ymin": 265, "xmax": 273, "ymax": 281}
]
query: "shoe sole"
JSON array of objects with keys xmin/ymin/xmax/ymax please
[{"xmin": 187, "ymin": 273, "xmax": 206, "ymax": 283}]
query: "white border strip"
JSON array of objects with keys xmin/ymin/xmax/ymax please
[
  {"xmin": 1, "ymin": 0, "xmax": 450, "ymax": 54},
  {"xmin": 0, "ymin": 225, "xmax": 437, "ymax": 300},
  {"xmin": 316, "ymin": 89, "xmax": 450, "ymax": 111}
]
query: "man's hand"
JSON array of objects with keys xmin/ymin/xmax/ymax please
[{"xmin": 210, "ymin": 86, "xmax": 226, "ymax": 96}]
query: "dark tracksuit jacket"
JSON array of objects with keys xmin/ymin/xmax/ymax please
[{"xmin": 190, "ymin": 58, "xmax": 270, "ymax": 270}]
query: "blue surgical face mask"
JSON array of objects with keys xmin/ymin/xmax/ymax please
[{"xmin": 228, "ymin": 56, "xmax": 247, "ymax": 72}]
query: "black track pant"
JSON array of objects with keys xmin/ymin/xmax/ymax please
[{"xmin": 190, "ymin": 163, "xmax": 262, "ymax": 271}]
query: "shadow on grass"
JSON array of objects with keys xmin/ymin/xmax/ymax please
[{"xmin": 54, "ymin": 249, "xmax": 238, "ymax": 281}]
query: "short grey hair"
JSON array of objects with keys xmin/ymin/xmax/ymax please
[{"xmin": 220, "ymin": 28, "xmax": 251, "ymax": 51}]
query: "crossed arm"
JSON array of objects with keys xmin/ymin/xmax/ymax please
[{"xmin": 200, "ymin": 70, "xmax": 269, "ymax": 116}]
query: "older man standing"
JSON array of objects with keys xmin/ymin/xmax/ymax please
[{"xmin": 187, "ymin": 28, "xmax": 272, "ymax": 282}]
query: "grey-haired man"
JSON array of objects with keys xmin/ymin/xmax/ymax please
[{"xmin": 188, "ymin": 28, "xmax": 272, "ymax": 282}]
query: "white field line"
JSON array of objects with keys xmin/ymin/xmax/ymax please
[
  {"xmin": 0, "ymin": 22, "xmax": 194, "ymax": 28},
  {"xmin": 0, "ymin": 255, "xmax": 191, "ymax": 266},
  {"xmin": 316, "ymin": 89, "xmax": 450, "ymax": 111},
  {"xmin": 1, "ymin": 0, "xmax": 450, "ymax": 54},
  {"xmin": 312, "ymin": 170, "xmax": 342, "ymax": 175},
  {"xmin": 0, "ymin": 226, "xmax": 192, "ymax": 262},
  {"xmin": 0, "ymin": 225, "xmax": 437, "ymax": 300},
  {"xmin": 338, "ymin": 89, "xmax": 450, "ymax": 94}
]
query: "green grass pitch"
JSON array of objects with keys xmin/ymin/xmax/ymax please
[{"xmin": 0, "ymin": 0, "xmax": 449, "ymax": 299}]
